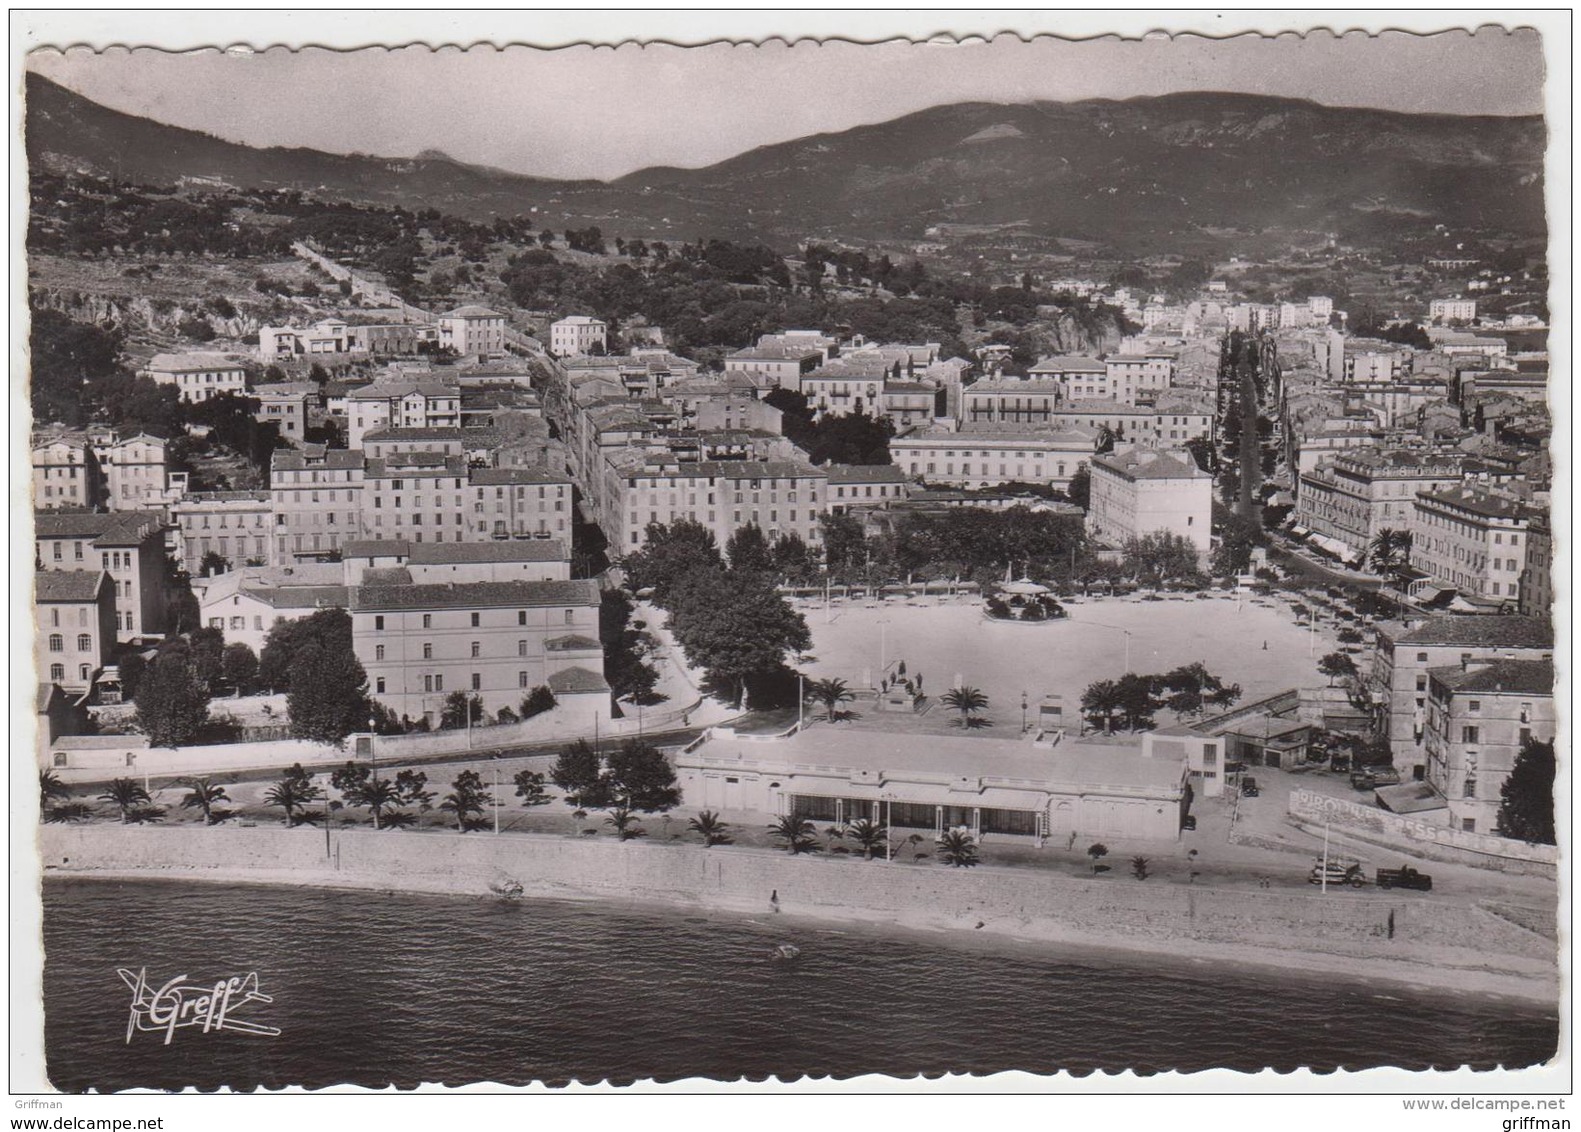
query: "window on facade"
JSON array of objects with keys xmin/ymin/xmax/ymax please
[
  {"xmin": 49, "ymin": 664, "xmax": 64, "ymax": 682},
  {"xmin": 375, "ymin": 615, "xmax": 385, "ymax": 631},
  {"xmin": 422, "ymin": 614, "xmax": 432, "ymax": 629},
  {"xmin": 1461, "ymin": 725, "xmax": 1479, "ymax": 744},
  {"xmin": 422, "ymin": 643, "xmax": 433, "ymax": 660},
  {"xmin": 564, "ymin": 609, "xmax": 575, "ymax": 625},
  {"xmin": 375, "ymin": 645, "xmax": 386, "ymax": 661},
  {"xmin": 471, "ymin": 673, "xmax": 481, "ymax": 692},
  {"xmin": 470, "ymin": 612, "xmax": 480, "ymax": 628},
  {"xmin": 376, "ymin": 678, "xmax": 386, "ymax": 694},
  {"xmin": 47, "ymin": 634, "xmax": 63, "ymax": 652}
]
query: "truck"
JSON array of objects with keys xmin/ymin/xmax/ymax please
[
  {"xmin": 1308, "ymin": 859, "xmax": 1367, "ymax": 887},
  {"xmin": 1375, "ymin": 865, "xmax": 1433, "ymax": 892},
  {"xmin": 1350, "ymin": 766, "xmax": 1403, "ymax": 790}
]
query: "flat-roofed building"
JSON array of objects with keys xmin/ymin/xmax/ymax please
[
  {"xmin": 1370, "ymin": 615, "xmax": 1553, "ymax": 776},
  {"xmin": 34, "ymin": 511, "xmax": 168, "ymax": 641},
  {"xmin": 170, "ymin": 491, "xmax": 273, "ymax": 574},
  {"xmin": 1087, "ymin": 445, "xmax": 1212, "ymax": 554},
  {"xmin": 269, "ymin": 445, "xmax": 366, "ymax": 561},
  {"xmin": 340, "ymin": 538, "xmax": 571, "ymax": 584},
  {"xmin": 35, "ymin": 570, "xmax": 117, "ymax": 695},
  {"xmin": 891, "ymin": 427, "xmax": 1094, "ymax": 491},
  {"xmin": 349, "ymin": 577, "xmax": 607, "ymax": 725},
  {"xmin": 675, "ymin": 726, "xmax": 1189, "ymax": 843},
  {"xmin": 141, "ymin": 352, "xmax": 248, "ymax": 403},
  {"xmin": 1424, "ymin": 659, "xmax": 1554, "ymax": 835},
  {"xmin": 259, "ymin": 319, "xmax": 351, "ymax": 358}
]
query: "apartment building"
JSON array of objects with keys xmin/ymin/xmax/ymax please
[
  {"xmin": 252, "ymin": 383, "xmax": 319, "ymax": 443},
  {"xmin": 961, "ymin": 380, "xmax": 1065, "ymax": 426},
  {"xmin": 800, "ymin": 361, "xmax": 891, "ymax": 419},
  {"xmin": 169, "ymin": 491, "xmax": 274, "ymax": 574},
  {"xmin": 1424, "ymin": 659, "xmax": 1554, "ymax": 834},
  {"xmin": 465, "ymin": 467, "xmax": 575, "ymax": 542},
  {"xmin": 1517, "ymin": 510, "xmax": 1553, "ymax": 618},
  {"xmin": 1087, "ymin": 446, "xmax": 1212, "ymax": 555},
  {"xmin": 345, "ymin": 378, "xmax": 463, "ymax": 449},
  {"xmin": 890, "ymin": 428, "xmax": 1094, "ymax": 491},
  {"xmin": 1049, "ymin": 401, "xmax": 1213, "ymax": 447},
  {"xmin": 1027, "ymin": 355, "xmax": 1108, "ymax": 395},
  {"xmin": 1102, "ymin": 353, "xmax": 1178, "ymax": 405},
  {"xmin": 438, "ymin": 306, "xmax": 508, "ymax": 360},
  {"xmin": 95, "ymin": 432, "xmax": 173, "ymax": 511},
  {"xmin": 1409, "ymin": 486, "xmax": 1532, "ymax": 603},
  {"xmin": 269, "ymin": 445, "xmax": 367, "ymax": 561},
  {"xmin": 32, "ymin": 431, "xmax": 104, "ymax": 510},
  {"xmin": 359, "ymin": 453, "xmax": 471, "ymax": 544},
  {"xmin": 35, "ymin": 511, "xmax": 169, "ymax": 641},
  {"xmin": 549, "ymin": 315, "xmax": 608, "ymax": 358},
  {"xmin": 196, "ymin": 563, "xmax": 348, "ymax": 657},
  {"xmin": 610, "ymin": 458, "xmax": 826, "ymax": 551},
  {"xmin": 722, "ymin": 341, "xmax": 825, "ymax": 391},
  {"xmin": 824, "ymin": 464, "xmax": 914, "ymax": 514},
  {"xmin": 35, "ymin": 571, "xmax": 117, "ymax": 695},
  {"xmin": 1429, "ymin": 298, "xmax": 1478, "ymax": 324},
  {"xmin": 349, "ymin": 577, "xmax": 607, "ymax": 724},
  {"xmin": 1343, "ymin": 344, "xmax": 1413, "ymax": 384},
  {"xmin": 1369, "ymin": 615, "xmax": 1553, "ymax": 775},
  {"xmin": 1294, "ymin": 449, "xmax": 1468, "ymax": 563},
  {"xmin": 141, "ymin": 353, "xmax": 248, "ymax": 403},
  {"xmin": 259, "ymin": 319, "xmax": 352, "ymax": 358}
]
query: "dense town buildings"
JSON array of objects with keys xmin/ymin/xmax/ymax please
[
  {"xmin": 34, "ymin": 511, "xmax": 169, "ymax": 641},
  {"xmin": 1408, "ymin": 485, "xmax": 1532, "ymax": 605}
]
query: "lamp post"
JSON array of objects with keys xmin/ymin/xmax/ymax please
[
  {"xmin": 1021, "ymin": 690, "xmax": 1029, "ymax": 734},
  {"xmin": 367, "ymin": 716, "xmax": 380, "ymax": 830},
  {"xmin": 877, "ymin": 616, "xmax": 891, "ymax": 679}
]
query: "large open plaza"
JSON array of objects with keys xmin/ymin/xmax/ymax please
[{"xmin": 798, "ymin": 592, "xmax": 1338, "ymax": 717}]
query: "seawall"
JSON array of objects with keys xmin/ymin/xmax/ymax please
[{"xmin": 38, "ymin": 824, "xmax": 1558, "ymax": 1004}]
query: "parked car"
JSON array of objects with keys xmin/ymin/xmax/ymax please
[
  {"xmin": 1240, "ymin": 777, "xmax": 1260, "ymax": 797},
  {"xmin": 1181, "ymin": 814, "xmax": 1197, "ymax": 832},
  {"xmin": 1376, "ymin": 865, "xmax": 1433, "ymax": 892},
  {"xmin": 1309, "ymin": 859, "xmax": 1367, "ymax": 887}
]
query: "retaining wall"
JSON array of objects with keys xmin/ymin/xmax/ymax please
[
  {"xmin": 37, "ymin": 824, "xmax": 1551, "ymax": 962},
  {"xmin": 1289, "ymin": 789, "xmax": 1557, "ymax": 872}
]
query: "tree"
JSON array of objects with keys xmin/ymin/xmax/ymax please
[
  {"xmin": 513, "ymin": 769, "xmax": 550, "ymax": 806},
  {"xmin": 771, "ymin": 532, "xmax": 818, "ymax": 585},
  {"xmin": 439, "ymin": 691, "xmax": 485, "ymax": 730},
  {"xmin": 606, "ymin": 739, "xmax": 681, "ymax": 812},
  {"xmin": 1159, "ymin": 663, "xmax": 1240, "ymax": 719},
  {"xmin": 687, "ymin": 810, "xmax": 732, "ymax": 847},
  {"xmin": 1496, "ymin": 736, "xmax": 1556, "ymax": 845},
  {"xmin": 187, "ymin": 626, "xmax": 227, "ymax": 694},
  {"xmin": 806, "ymin": 677, "xmax": 854, "ymax": 722},
  {"xmin": 394, "ymin": 769, "xmax": 435, "ymax": 813},
  {"xmin": 221, "ymin": 642, "xmax": 259, "ymax": 696},
  {"xmin": 179, "ymin": 777, "xmax": 229, "ymax": 825},
  {"xmin": 1065, "ymin": 466, "xmax": 1091, "ymax": 510},
  {"xmin": 604, "ymin": 806, "xmax": 645, "ymax": 841},
  {"xmin": 1080, "ymin": 679, "xmax": 1125, "ymax": 735},
  {"xmin": 39, "ymin": 769, "xmax": 71, "ymax": 812},
  {"xmin": 669, "ymin": 571, "xmax": 810, "ymax": 707},
  {"xmin": 846, "ymin": 816, "xmax": 889, "ymax": 860},
  {"xmin": 118, "ymin": 651, "xmax": 148, "ymax": 701},
  {"xmin": 440, "ymin": 770, "xmax": 491, "ymax": 832},
  {"xmin": 936, "ymin": 828, "xmax": 979, "ymax": 868},
  {"xmin": 1131, "ymin": 856, "xmax": 1151, "ymax": 881},
  {"xmin": 1121, "ymin": 532, "xmax": 1202, "ymax": 588},
  {"xmin": 725, "ymin": 523, "xmax": 775, "ymax": 576},
  {"xmin": 198, "ymin": 550, "xmax": 230, "ymax": 577},
  {"xmin": 620, "ymin": 518, "xmax": 723, "ymax": 603},
  {"xmin": 818, "ymin": 511, "xmax": 868, "ymax": 577},
  {"xmin": 286, "ymin": 623, "xmax": 371, "ymax": 747},
  {"xmin": 1116, "ymin": 672, "xmax": 1162, "ymax": 731},
  {"xmin": 1087, "ymin": 842, "xmax": 1109, "ymax": 873},
  {"xmin": 99, "ymin": 778, "xmax": 151, "ymax": 824},
  {"xmin": 1318, "ymin": 652, "xmax": 1358, "ymax": 687},
  {"xmin": 769, "ymin": 814, "xmax": 820, "ymax": 855},
  {"xmin": 133, "ymin": 643, "xmax": 211, "ymax": 747},
  {"xmin": 520, "ymin": 685, "xmax": 557, "ymax": 719},
  {"xmin": 1367, "ymin": 529, "xmax": 1414, "ymax": 579},
  {"xmin": 263, "ymin": 773, "xmax": 321, "ymax": 826},
  {"xmin": 940, "ymin": 686, "xmax": 989, "ymax": 728},
  {"xmin": 550, "ymin": 739, "xmax": 604, "ymax": 807}
]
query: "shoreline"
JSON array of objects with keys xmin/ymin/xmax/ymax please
[{"xmin": 44, "ymin": 863, "xmax": 1559, "ymax": 1010}]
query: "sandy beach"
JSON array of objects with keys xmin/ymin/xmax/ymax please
[{"xmin": 46, "ymin": 856, "xmax": 1559, "ymax": 1010}]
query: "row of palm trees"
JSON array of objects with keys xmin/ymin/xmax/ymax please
[
  {"xmin": 40, "ymin": 771, "xmax": 232, "ymax": 826},
  {"xmin": 801, "ymin": 678, "xmax": 990, "ymax": 728},
  {"xmin": 765, "ymin": 813, "xmax": 979, "ymax": 867}
]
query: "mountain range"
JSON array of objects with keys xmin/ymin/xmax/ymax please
[{"xmin": 25, "ymin": 72, "xmax": 1547, "ymax": 252}]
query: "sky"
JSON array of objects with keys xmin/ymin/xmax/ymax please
[{"xmin": 25, "ymin": 26, "xmax": 1547, "ymax": 182}]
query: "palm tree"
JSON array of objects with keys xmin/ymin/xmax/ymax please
[
  {"xmin": 936, "ymin": 829, "xmax": 979, "ymax": 868},
  {"xmin": 1080, "ymin": 679, "xmax": 1125, "ymax": 734},
  {"xmin": 846, "ymin": 816, "xmax": 888, "ymax": 860},
  {"xmin": 940, "ymin": 685, "xmax": 989, "ymax": 728},
  {"xmin": 806, "ymin": 677, "xmax": 854, "ymax": 722},
  {"xmin": 1367, "ymin": 528, "xmax": 1413, "ymax": 579},
  {"xmin": 605, "ymin": 806, "xmax": 644, "ymax": 841},
  {"xmin": 263, "ymin": 776, "xmax": 320, "ymax": 826},
  {"xmin": 179, "ymin": 777, "xmax": 230, "ymax": 825},
  {"xmin": 98, "ymin": 778, "xmax": 151, "ymax": 824},
  {"xmin": 39, "ymin": 769, "xmax": 71, "ymax": 812},
  {"xmin": 687, "ymin": 810, "xmax": 732, "ymax": 847},
  {"xmin": 768, "ymin": 813, "xmax": 819, "ymax": 855},
  {"xmin": 358, "ymin": 777, "xmax": 403, "ymax": 830}
]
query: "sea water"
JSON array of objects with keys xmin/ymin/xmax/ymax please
[{"xmin": 40, "ymin": 878, "xmax": 1557, "ymax": 1090}]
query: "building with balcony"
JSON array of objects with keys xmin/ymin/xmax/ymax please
[
  {"xmin": 1294, "ymin": 449, "xmax": 1469, "ymax": 564},
  {"xmin": 1423, "ymin": 659, "xmax": 1554, "ymax": 834},
  {"xmin": 890, "ymin": 427, "xmax": 1093, "ymax": 491},
  {"xmin": 439, "ymin": 306, "xmax": 508, "ymax": 360},
  {"xmin": 170, "ymin": 491, "xmax": 274, "ymax": 574},
  {"xmin": 269, "ymin": 445, "xmax": 367, "ymax": 561},
  {"xmin": 1409, "ymin": 486, "xmax": 1532, "ymax": 605}
]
